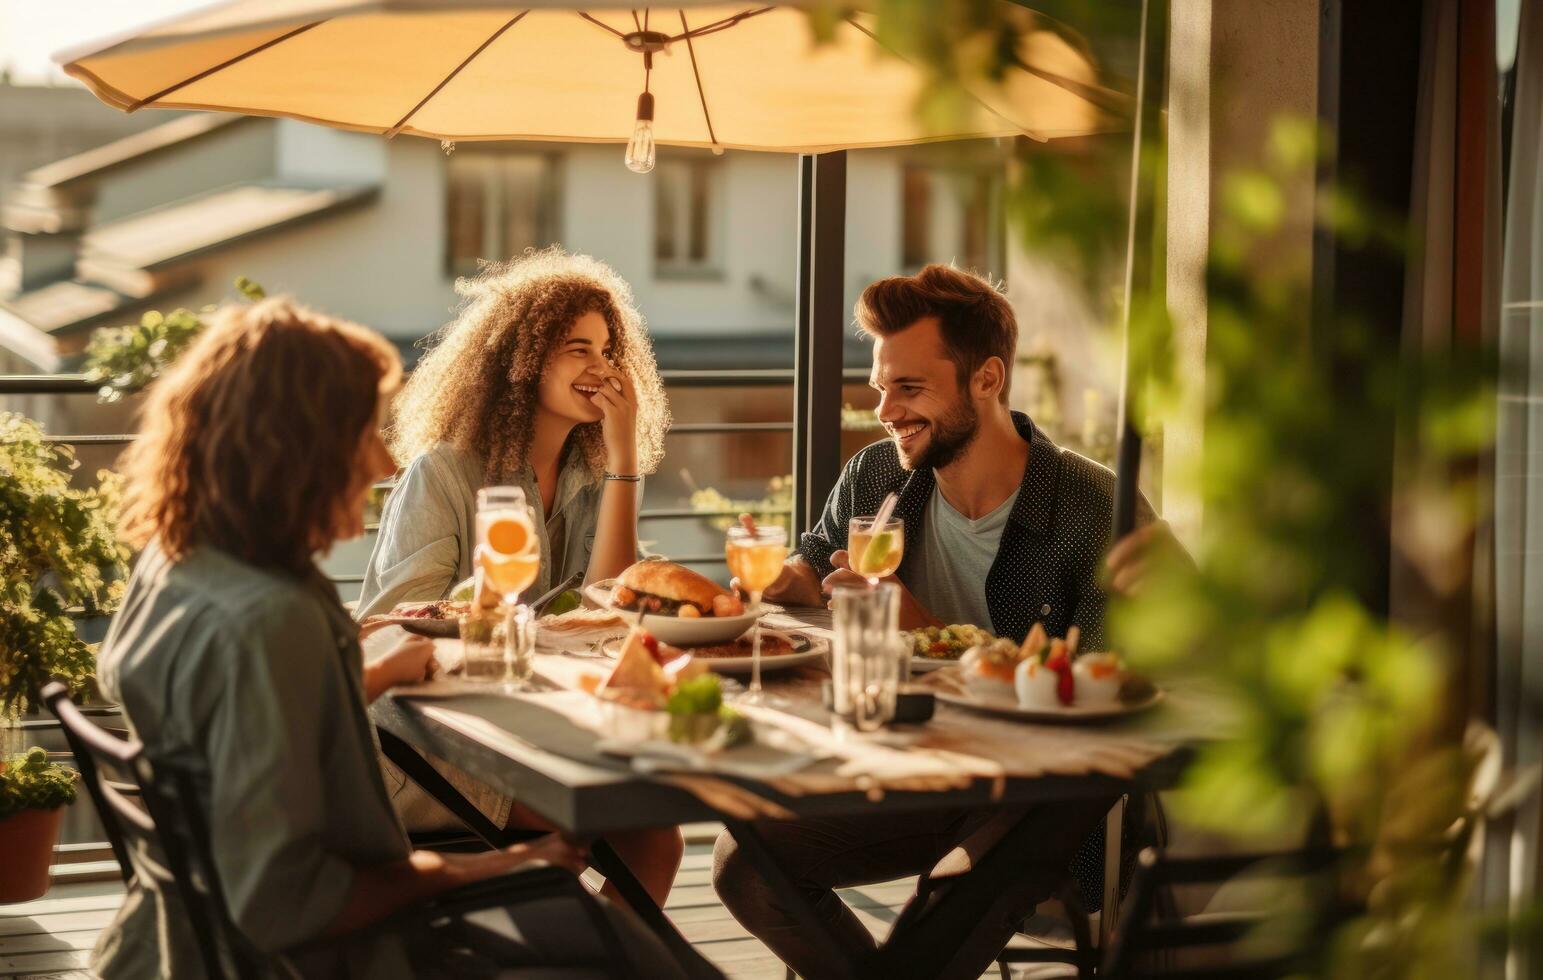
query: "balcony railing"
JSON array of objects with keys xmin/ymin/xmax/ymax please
[{"xmin": 3, "ymin": 366, "xmax": 874, "ymax": 585}]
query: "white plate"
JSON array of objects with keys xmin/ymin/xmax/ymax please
[
  {"xmin": 936, "ymin": 687, "xmax": 1165, "ymax": 723},
  {"xmin": 584, "ymin": 580, "xmax": 763, "ymax": 645},
  {"xmin": 597, "ymin": 630, "xmax": 828, "ymax": 675}
]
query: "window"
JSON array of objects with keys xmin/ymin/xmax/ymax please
[
  {"xmin": 900, "ymin": 162, "xmax": 1005, "ymax": 278},
  {"xmin": 655, "ymin": 156, "xmax": 722, "ymax": 278},
  {"xmin": 445, "ymin": 149, "xmax": 561, "ymax": 277}
]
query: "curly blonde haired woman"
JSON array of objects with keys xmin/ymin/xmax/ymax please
[
  {"xmin": 357, "ymin": 248, "xmax": 682, "ymax": 907},
  {"xmin": 359, "ymin": 247, "xmax": 669, "ymax": 620}
]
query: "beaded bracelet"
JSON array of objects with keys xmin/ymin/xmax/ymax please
[{"xmin": 603, "ymin": 472, "xmax": 641, "ymax": 483}]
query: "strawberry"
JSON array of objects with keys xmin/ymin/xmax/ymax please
[
  {"xmin": 1045, "ymin": 648, "xmax": 1074, "ymax": 705},
  {"xmin": 640, "ymin": 632, "xmax": 664, "ymax": 664}
]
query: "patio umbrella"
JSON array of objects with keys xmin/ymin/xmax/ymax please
[
  {"xmin": 54, "ymin": 0, "xmax": 1148, "ymax": 542},
  {"xmin": 55, "ymin": 1, "xmax": 1125, "ymax": 160}
]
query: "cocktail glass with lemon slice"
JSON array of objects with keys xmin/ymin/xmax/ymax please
[
  {"xmin": 475, "ymin": 486, "xmax": 541, "ymax": 688},
  {"xmin": 725, "ymin": 522, "xmax": 788, "ymax": 705},
  {"xmin": 849, "ymin": 516, "xmax": 904, "ymax": 585}
]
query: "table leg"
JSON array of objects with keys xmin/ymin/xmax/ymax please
[
  {"xmin": 378, "ymin": 726, "xmax": 514, "ymax": 848},
  {"xmin": 1099, "ymin": 794, "xmax": 1127, "ymax": 952},
  {"xmin": 588, "ymin": 839, "xmax": 724, "ymax": 980},
  {"xmin": 874, "ymin": 799, "xmax": 1111, "ymax": 980},
  {"xmin": 722, "ymin": 819, "xmax": 863, "ymax": 980},
  {"xmin": 381, "ymin": 730, "xmax": 722, "ymax": 978}
]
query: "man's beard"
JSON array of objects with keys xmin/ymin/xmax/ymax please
[{"xmin": 899, "ymin": 398, "xmax": 979, "ymax": 471}]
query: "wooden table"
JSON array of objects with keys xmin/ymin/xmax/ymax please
[{"xmin": 370, "ymin": 611, "xmax": 1205, "ymax": 979}]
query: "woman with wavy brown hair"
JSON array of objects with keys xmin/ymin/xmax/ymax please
[
  {"xmin": 96, "ymin": 298, "xmax": 685, "ymax": 978},
  {"xmin": 356, "ymin": 247, "xmax": 683, "ymax": 907}
]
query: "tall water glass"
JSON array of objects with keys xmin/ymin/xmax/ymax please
[{"xmin": 831, "ymin": 583, "xmax": 900, "ymax": 732}]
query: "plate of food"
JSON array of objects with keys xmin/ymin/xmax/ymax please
[
  {"xmin": 933, "ymin": 625, "xmax": 1164, "ymax": 723},
  {"xmin": 373, "ymin": 599, "xmax": 474, "ymax": 637},
  {"xmin": 599, "ymin": 628, "xmax": 827, "ymax": 675},
  {"xmin": 582, "ymin": 626, "xmax": 753, "ymax": 752},
  {"xmin": 907, "ymin": 624, "xmax": 996, "ymax": 673},
  {"xmin": 584, "ymin": 560, "xmax": 761, "ymax": 645}
]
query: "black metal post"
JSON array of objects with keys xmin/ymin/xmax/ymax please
[
  {"xmin": 1111, "ymin": 0, "xmax": 1169, "ymax": 542},
  {"xmin": 792, "ymin": 151, "xmax": 848, "ymax": 541}
]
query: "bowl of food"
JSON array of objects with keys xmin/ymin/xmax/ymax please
[{"xmin": 587, "ymin": 560, "xmax": 760, "ymax": 645}]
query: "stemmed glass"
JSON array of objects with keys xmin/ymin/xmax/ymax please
[
  {"xmin": 848, "ymin": 515, "xmax": 904, "ymax": 586},
  {"xmin": 475, "ymin": 486, "xmax": 541, "ymax": 689},
  {"xmin": 725, "ymin": 523, "xmax": 789, "ymax": 705}
]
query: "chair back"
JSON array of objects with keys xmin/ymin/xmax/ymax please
[
  {"xmin": 1098, "ymin": 844, "xmax": 1351, "ymax": 979},
  {"xmin": 44, "ymin": 682, "xmax": 266, "ymax": 980}
]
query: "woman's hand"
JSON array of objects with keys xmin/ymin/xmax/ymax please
[
  {"xmin": 502, "ymin": 833, "xmax": 590, "ymax": 876},
  {"xmin": 363, "ymin": 634, "xmax": 437, "ymax": 702},
  {"xmin": 589, "ymin": 368, "xmax": 639, "ymax": 475}
]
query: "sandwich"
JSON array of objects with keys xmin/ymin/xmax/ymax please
[{"xmin": 610, "ymin": 560, "xmax": 746, "ymax": 618}]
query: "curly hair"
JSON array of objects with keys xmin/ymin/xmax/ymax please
[
  {"xmin": 118, "ymin": 298, "xmax": 402, "ymax": 576},
  {"xmin": 388, "ymin": 247, "xmax": 669, "ymax": 482}
]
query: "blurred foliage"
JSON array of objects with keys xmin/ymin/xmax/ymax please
[
  {"xmin": 689, "ymin": 475, "xmax": 794, "ymax": 539},
  {"xmin": 816, "ymin": 1, "xmax": 1512, "ymax": 974},
  {"xmin": 83, "ymin": 277, "xmax": 265, "ymax": 402},
  {"xmin": 0, "ymin": 747, "xmax": 77, "ymax": 818},
  {"xmin": 0, "ymin": 414, "xmax": 129, "ymax": 718}
]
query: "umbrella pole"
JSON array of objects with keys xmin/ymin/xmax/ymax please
[
  {"xmin": 793, "ymin": 151, "xmax": 848, "ymax": 540},
  {"xmin": 1112, "ymin": 0, "xmax": 1170, "ymax": 542}
]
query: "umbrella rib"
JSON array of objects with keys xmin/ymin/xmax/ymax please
[
  {"xmin": 1014, "ymin": 59, "xmax": 1132, "ymax": 116},
  {"xmin": 842, "ymin": 17, "xmax": 1038, "ymax": 136},
  {"xmin": 577, "ymin": 12, "xmax": 626, "ymax": 38},
  {"xmin": 671, "ymin": 7, "xmax": 775, "ymax": 42},
  {"xmin": 384, "ymin": 11, "xmax": 530, "ymax": 138},
  {"xmin": 678, "ymin": 10, "xmax": 719, "ymax": 149},
  {"xmin": 126, "ymin": 20, "xmax": 327, "ymax": 112}
]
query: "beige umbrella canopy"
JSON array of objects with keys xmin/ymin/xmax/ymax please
[{"xmin": 57, "ymin": 1, "xmax": 1124, "ymax": 154}]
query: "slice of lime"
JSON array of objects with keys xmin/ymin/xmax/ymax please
[
  {"xmin": 545, "ymin": 589, "xmax": 582, "ymax": 616},
  {"xmin": 861, "ymin": 530, "xmax": 894, "ymax": 573}
]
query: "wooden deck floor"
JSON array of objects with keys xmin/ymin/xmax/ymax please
[{"xmin": 1, "ymin": 829, "xmax": 1079, "ymax": 979}]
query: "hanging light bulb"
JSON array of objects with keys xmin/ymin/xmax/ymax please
[{"xmin": 625, "ymin": 91, "xmax": 656, "ymax": 174}]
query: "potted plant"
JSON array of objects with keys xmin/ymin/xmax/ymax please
[
  {"xmin": 1, "ymin": 412, "xmax": 128, "ymax": 889},
  {"xmin": 0, "ymin": 412, "xmax": 129, "ymax": 720},
  {"xmin": 0, "ymin": 747, "xmax": 79, "ymax": 902}
]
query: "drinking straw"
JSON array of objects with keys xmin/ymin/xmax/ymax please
[{"xmin": 872, "ymin": 492, "xmax": 898, "ymax": 530}]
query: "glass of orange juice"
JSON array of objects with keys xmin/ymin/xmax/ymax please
[
  {"xmin": 725, "ymin": 524, "xmax": 788, "ymax": 704},
  {"xmin": 476, "ymin": 486, "xmax": 540, "ymax": 688},
  {"xmin": 848, "ymin": 516, "xmax": 904, "ymax": 585}
]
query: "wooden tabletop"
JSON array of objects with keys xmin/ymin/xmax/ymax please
[{"xmin": 370, "ymin": 612, "xmax": 1207, "ymax": 836}]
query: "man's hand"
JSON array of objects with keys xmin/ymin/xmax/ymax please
[
  {"xmin": 821, "ymin": 550, "xmax": 940, "ymax": 630},
  {"xmin": 1104, "ymin": 519, "xmax": 1190, "ymax": 596},
  {"xmin": 741, "ymin": 555, "xmax": 825, "ymax": 607}
]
